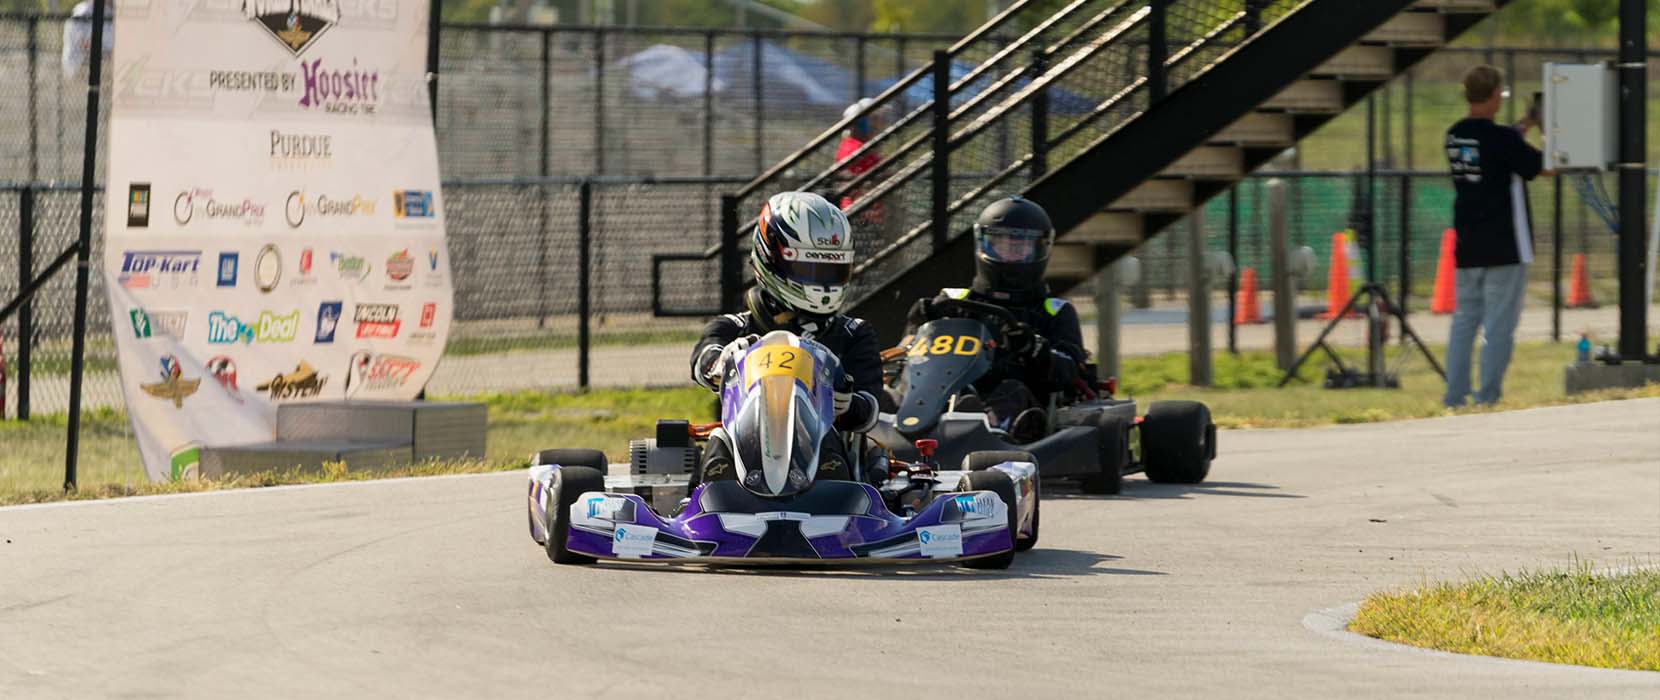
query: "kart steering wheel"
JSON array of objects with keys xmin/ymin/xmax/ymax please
[{"xmin": 922, "ymin": 297, "xmax": 1035, "ymax": 357}]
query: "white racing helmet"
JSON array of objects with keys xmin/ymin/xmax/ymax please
[{"xmin": 751, "ymin": 192, "xmax": 854, "ymax": 316}]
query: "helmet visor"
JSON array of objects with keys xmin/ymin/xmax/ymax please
[
  {"xmin": 778, "ymin": 247, "xmax": 853, "ymax": 286},
  {"xmin": 976, "ymin": 224, "xmax": 1051, "ymax": 264}
]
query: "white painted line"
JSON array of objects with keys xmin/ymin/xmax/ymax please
[
  {"xmin": 0, "ymin": 469, "xmax": 525, "ymax": 513},
  {"xmin": 1303, "ymin": 600, "xmax": 1660, "ymax": 679}
]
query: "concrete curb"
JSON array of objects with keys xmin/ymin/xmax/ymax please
[
  {"xmin": 1303, "ymin": 601, "xmax": 1659, "ymax": 679},
  {"xmin": 0, "ymin": 469, "xmax": 521, "ymax": 513}
]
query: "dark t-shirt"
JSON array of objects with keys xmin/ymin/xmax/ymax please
[{"xmin": 1445, "ymin": 118, "xmax": 1544, "ymax": 268}]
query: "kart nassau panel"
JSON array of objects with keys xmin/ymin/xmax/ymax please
[
  {"xmin": 894, "ymin": 318, "xmax": 994, "ymax": 437},
  {"xmin": 527, "ymin": 464, "xmax": 1030, "ymax": 563}
]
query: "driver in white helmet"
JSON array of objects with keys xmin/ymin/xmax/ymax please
[{"xmin": 690, "ymin": 192, "xmax": 882, "ymax": 485}]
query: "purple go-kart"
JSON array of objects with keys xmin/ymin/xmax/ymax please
[{"xmin": 527, "ymin": 331, "xmax": 1039, "ymax": 568}]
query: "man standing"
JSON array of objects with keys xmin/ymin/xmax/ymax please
[{"xmin": 1442, "ymin": 65, "xmax": 1547, "ymax": 407}]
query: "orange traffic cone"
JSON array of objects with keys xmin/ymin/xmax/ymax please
[
  {"xmin": 1233, "ymin": 267, "xmax": 1263, "ymax": 325},
  {"xmin": 1566, "ymin": 253, "xmax": 1598, "ymax": 308},
  {"xmin": 1319, "ymin": 232, "xmax": 1360, "ymax": 319},
  {"xmin": 1430, "ymin": 229, "xmax": 1457, "ymax": 314}
]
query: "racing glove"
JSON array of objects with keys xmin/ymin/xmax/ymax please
[
  {"xmin": 694, "ymin": 336, "xmax": 755, "ymax": 390},
  {"xmin": 834, "ymin": 388, "xmax": 854, "ymax": 415}
]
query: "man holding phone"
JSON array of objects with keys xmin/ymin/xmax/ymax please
[{"xmin": 1442, "ymin": 64, "xmax": 1549, "ymax": 408}]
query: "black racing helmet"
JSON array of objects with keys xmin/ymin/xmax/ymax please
[{"xmin": 971, "ymin": 196, "xmax": 1054, "ymax": 300}]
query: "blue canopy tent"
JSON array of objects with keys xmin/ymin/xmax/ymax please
[
  {"xmin": 711, "ymin": 40, "xmax": 860, "ymax": 110},
  {"xmin": 866, "ymin": 60, "xmax": 1097, "ymax": 115},
  {"xmin": 614, "ymin": 44, "xmax": 726, "ymax": 100}
]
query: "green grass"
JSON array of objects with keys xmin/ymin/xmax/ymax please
[
  {"xmin": 2, "ymin": 341, "xmax": 1655, "ymax": 504},
  {"xmin": 1350, "ymin": 564, "xmax": 1660, "ymax": 671},
  {"xmin": 443, "ymin": 328, "xmax": 703, "ymax": 357}
]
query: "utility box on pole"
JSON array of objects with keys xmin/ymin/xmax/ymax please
[{"xmin": 1542, "ymin": 63, "xmax": 1617, "ymax": 172}]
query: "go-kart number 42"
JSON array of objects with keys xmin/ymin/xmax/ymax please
[
  {"xmin": 909, "ymin": 334, "xmax": 983, "ymax": 357},
  {"xmin": 744, "ymin": 345, "xmax": 817, "ymax": 389}
]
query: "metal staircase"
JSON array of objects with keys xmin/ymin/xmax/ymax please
[{"xmin": 652, "ymin": 0, "xmax": 1509, "ymax": 343}]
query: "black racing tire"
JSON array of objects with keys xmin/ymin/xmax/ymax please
[
  {"xmin": 958, "ymin": 470, "xmax": 1018, "ymax": 570},
  {"xmin": 961, "ymin": 450, "xmax": 1037, "ymax": 472},
  {"xmin": 544, "ymin": 466, "xmax": 606, "ymax": 565},
  {"xmin": 1142, "ymin": 401, "xmax": 1213, "ymax": 484},
  {"xmin": 532, "ymin": 448, "xmax": 609, "ymax": 470},
  {"xmin": 1080, "ymin": 413, "xmax": 1130, "ymax": 495}
]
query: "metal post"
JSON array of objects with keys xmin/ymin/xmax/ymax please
[
  {"xmin": 1243, "ymin": 0, "xmax": 1262, "ymax": 34},
  {"xmin": 896, "ymin": 37, "xmax": 908, "ymax": 113},
  {"xmin": 1093, "ymin": 254, "xmax": 1121, "ymax": 381},
  {"xmin": 751, "ymin": 32, "xmax": 764, "ymax": 175},
  {"xmin": 1552, "ymin": 174, "xmax": 1563, "ymax": 343},
  {"xmin": 1503, "ymin": 48, "xmax": 1516, "ymax": 124},
  {"xmin": 27, "ymin": 18, "xmax": 38, "ymax": 184},
  {"xmin": 930, "ymin": 50, "xmax": 950, "ymax": 249},
  {"xmin": 1030, "ymin": 49, "xmax": 1049, "ymax": 180},
  {"xmin": 594, "ymin": 30, "xmax": 606, "ymax": 174},
  {"xmin": 1397, "ymin": 173, "xmax": 1412, "ymax": 318},
  {"xmin": 1147, "ymin": 0, "xmax": 1167, "ymax": 102},
  {"xmin": 1187, "ymin": 210, "xmax": 1212, "ymax": 386},
  {"xmin": 1615, "ymin": 0, "xmax": 1648, "ymax": 359},
  {"xmin": 427, "ymin": 0, "xmax": 440, "ymax": 123},
  {"xmin": 1268, "ymin": 179, "xmax": 1295, "ymax": 371},
  {"xmin": 719, "ymin": 195, "xmax": 742, "ymax": 313},
  {"xmin": 854, "ymin": 36, "xmax": 867, "ymax": 100},
  {"xmin": 17, "ymin": 187, "xmax": 33, "ymax": 420},
  {"xmin": 535, "ymin": 31, "xmax": 551, "ymax": 329},
  {"xmin": 66, "ymin": 0, "xmax": 108, "ymax": 491},
  {"xmin": 1226, "ymin": 187, "xmax": 1239, "ymax": 354},
  {"xmin": 703, "ymin": 32, "xmax": 715, "ymax": 178},
  {"xmin": 578, "ymin": 182, "xmax": 593, "ymax": 389},
  {"xmin": 1404, "ymin": 68, "xmax": 1414, "ymax": 171}
]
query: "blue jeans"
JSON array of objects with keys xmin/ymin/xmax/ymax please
[{"xmin": 1443, "ymin": 264, "xmax": 1528, "ymax": 407}]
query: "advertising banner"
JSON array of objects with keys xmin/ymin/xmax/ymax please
[{"xmin": 105, "ymin": 0, "xmax": 452, "ymax": 481}]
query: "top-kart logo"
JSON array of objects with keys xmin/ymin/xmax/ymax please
[
  {"xmin": 174, "ymin": 188, "xmax": 265, "ymax": 226},
  {"xmin": 119, "ymin": 250, "xmax": 201, "ymax": 289},
  {"xmin": 244, "ymin": 0, "xmax": 340, "ymax": 57}
]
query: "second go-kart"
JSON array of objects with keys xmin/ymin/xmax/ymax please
[
  {"xmin": 526, "ymin": 330, "xmax": 1038, "ymax": 568},
  {"xmin": 876, "ymin": 297, "xmax": 1217, "ymax": 495}
]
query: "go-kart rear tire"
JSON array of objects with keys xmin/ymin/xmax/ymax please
[
  {"xmin": 533, "ymin": 448, "xmax": 609, "ymax": 470},
  {"xmin": 958, "ymin": 470, "xmax": 1018, "ymax": 570},
  {"xmin": 545, "ymin": 465, "xmax": 606, "ymax": 565},
  {"xmin": 1081, "ymin": 414, "xmax": 1130, "ymax": 495},
  {"xmin": 1142, "ymin": 401, "xmax": 1213, "ymax": 484},
  {"xmin": 961, "ymin": 450, "xmax": 1037, "ymax": 472}
]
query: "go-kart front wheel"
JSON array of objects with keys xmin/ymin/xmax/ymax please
[
  {"xmin": 1142, "ymin": 401, "xmax": 1213, "ymax": 484},
  {"xmin": 543, "ymin": 464, "xmax": 607, "ymax": 565},
  {"xmin": 1081, "ymin": 413, "xmax": 1131, "ymax": 495},
  {"xmin": 957, "ymin": 470, "xmax": 1018, "ymax": 570},
  {"xmin": 959, "ymin": 451, "xmax": 1040, "ymax": 553}
]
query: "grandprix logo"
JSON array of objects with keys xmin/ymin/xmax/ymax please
[
  {"xmin": 284, "ymin": 191, "xmax": 375, "ymax": 228},
  {"xmin": 207, "ymin": 310, "xmax": 299, "ymax": 345},
  {"xmin": 354, "ymin": 303, "xmax": 400, "ymax": 339},
  {"xmin": 174, "ymin": 188, "xmax": 265, "ymax": 226},
  {"xmin": 244, "ymin": 0, "xmax": 340, "ymax": 56},
  {"xmin": 345, "ymin": 350, "xmax": 420, "ymax": 396},
  {"xmin": 119, "ymin": 250, "xmax": 201, "ymax": 289}
]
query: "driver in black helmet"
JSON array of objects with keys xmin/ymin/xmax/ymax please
[
  {"xmin": 903, "ymin": 196, "xmax": 1086, "ymax": 443},
  {"xmin": 689, "ymin": 191, "xmax": 883, "ymax": 486}
]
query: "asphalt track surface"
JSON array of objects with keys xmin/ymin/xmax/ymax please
[{"xmin": 1, "ymin": 399, "xmax": 1656, "ymax": 698}]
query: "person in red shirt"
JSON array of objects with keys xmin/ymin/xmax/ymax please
[{"xmin": 835, "ymin": 98, "xmax": 885, "ymax": 223}]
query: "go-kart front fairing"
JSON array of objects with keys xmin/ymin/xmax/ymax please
[{"xmin": 527, "ymin": 465, "xmax": 1029, "ymax": 564}]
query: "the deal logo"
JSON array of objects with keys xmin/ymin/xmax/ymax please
[
  {"xmin": 140, "ymin": 355, "xmax": 201, "ymax": 409},
  {"xmin": 329, "ymin": 251, "xmax": 369, "ymax": 282},
  {"xmin": 244, "ymin": 0, "xmax": 340, "ymax": 56},
  {"xmin": 354, "ymin": 303, "xmax": 400, "ymax": 339},
  {"xmin": 205, "ymin": 355, "xmax": 242, "ymax": 403},
  {"xmin": 284, "ymin": 190, "xmax": 375, "ymax": 228},
  {"xmin": 207, "ymin": 310, "xmax": 299, "ymax": 345},
  {"xmin": 345, "ymin": 351, "xmax": 421, "ymax": 397},
  {"xmin": 127, "ymin": 183, "xmax": 151, "ymax": 228},
  {"xmin": 257, "ymin": 360, "xmax": 328, "ymax": 400},
  {"xmin": 129, "ymin": 308, "xmax": 188, "ymax": 339},
  {"xmin": 384, "ymin": 249, "xmax": 413, "ymax": 288},
  {"xmin": 174, "ymin": 187, "xmax": 265, "ymax": 226},
  {"xmin": 119, "ymin": 250, "xmax": 201, "ymax": 290},
  {"xmin": 315, "ymin": 301, "xmax": 342, "ymax": 343}
]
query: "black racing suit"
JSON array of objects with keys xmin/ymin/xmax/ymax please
[
  {"xmin": 904, "ymin": 286, "xmax": 1087, "ymax": 425},
  {"xmin": 690, "ymin": 291, "xmax": 883, "ymax": 482}
]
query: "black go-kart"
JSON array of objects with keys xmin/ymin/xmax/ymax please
[{"xmin": 871, "ymin": 297, "xmax": 1216, "ymax": 495}]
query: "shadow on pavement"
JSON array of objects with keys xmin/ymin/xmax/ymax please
[
  {"xmin": 592, "ymin": 548, "xmax": 1162, "ymax": 580},
  {"xmin": 1046, "ymin": 480, "xmax": 1304, "ymax": 501}
]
